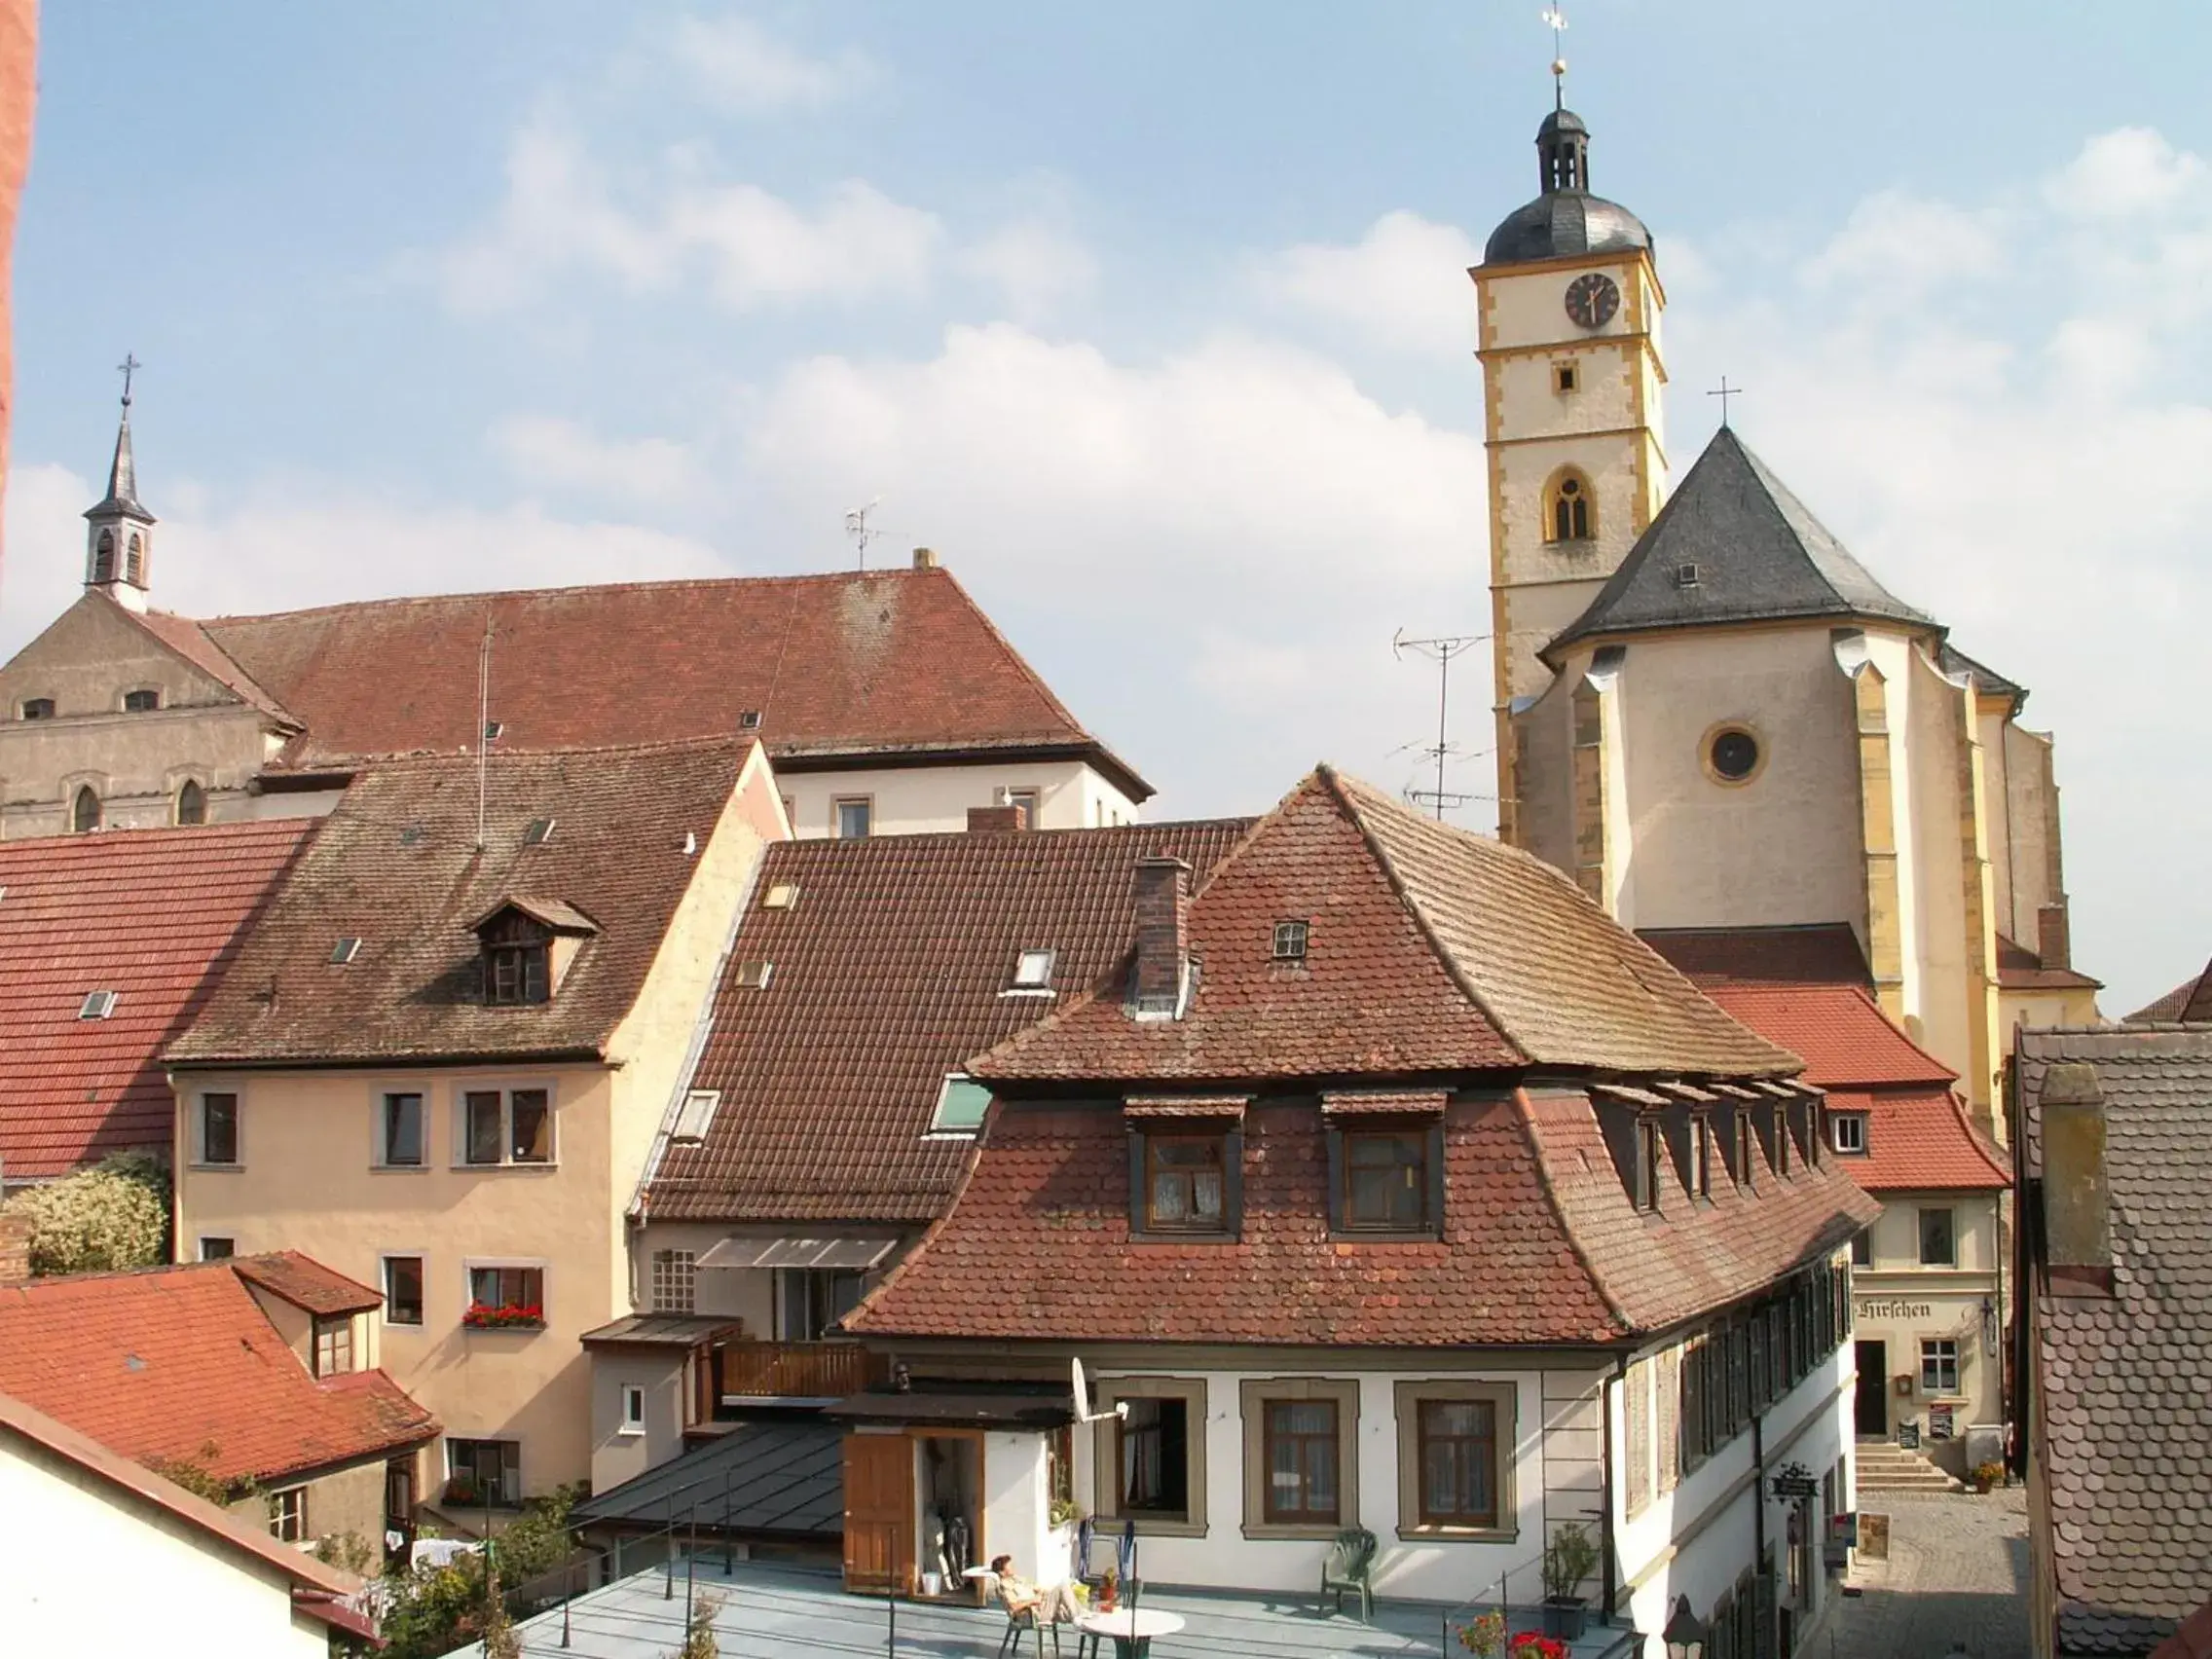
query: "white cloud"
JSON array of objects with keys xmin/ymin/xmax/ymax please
[
  {"xmin": 665, "ymin": 14, "xmax": 878, "ymax": 115},
  {"xmin": 492, "ymin": 416, "xmax": 701, "ymax": 504},
  {"xmin": 1258, "ymin": 211, "xmax": 1483, "ymax": 355},
  {"xmin": 959, "ymin": 219, "xmax": 1097, "ymax": 322},
  {"xmin": 2044, "ymin": 127, "xmax": 2206, "ymax": 220},
  {"xmin": 438, "ymin": 119, "xmax": 940, "ymax": 313}
]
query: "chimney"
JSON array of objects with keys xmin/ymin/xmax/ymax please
[
  {"xmin": 2037, "ymin": 900, "xmax": 2072, "ymax": 972},
  {"xmin": 967, "ymin": 805, "xmax": 1024, "ymax": 834},
  {"xmin": 2039, "ymin": 1060, "xmax": 2112, "ymax": 1297},
  {"xmin": 912, "ymin": 547, "xmax": 938, "ymax": 571},
  {"xmin": 0, "ymin": 1210, "xmax": 33, "ymax": 1287},
  {"xmin": 1132, "ymin": 857, "xmax": 1192, "ymax": 1016}
]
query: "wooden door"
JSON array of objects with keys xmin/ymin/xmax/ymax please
[
  {"xmin": 842, "ymin": 1432, "xmax": 913, "ymax": 1594},
  {"xmin": 1854, "ymin": 1341, "xmax": 1887, "ymax": 1437}
]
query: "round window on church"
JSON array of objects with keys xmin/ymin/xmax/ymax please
[{"xmin": 1704, "ymin": 724, "xmax": 1764, "ymax": 786}]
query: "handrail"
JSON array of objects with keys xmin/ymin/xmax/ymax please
[{"xmin": 715, "ymin": 1338, "xmax": 889, "ymax": 1400}]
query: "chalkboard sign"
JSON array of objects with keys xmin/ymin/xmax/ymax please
[{"xmin": 1897, "ymin": 1421, "xmax": 1921, "ymax": 1450}]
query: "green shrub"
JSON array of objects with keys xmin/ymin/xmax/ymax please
[
  {"xmin": 4, "ymin": 1154, "xmax": 170, "ymax": 1274},
  {"xmin": 378, "ymin": 1485, "xmax": 583, "ymax": 1659}
]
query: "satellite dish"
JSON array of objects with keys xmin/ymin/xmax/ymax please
[{"xmin": 1071, "ymin": 1356, "xmax": 1126, "ymax": 1424}]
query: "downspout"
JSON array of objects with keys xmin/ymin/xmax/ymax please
[
  {"xmin": 1751, "ymin": 1410, "xmax": 1769, "ymax": 1652},
  {"xmin": 1603, "ymin": 1351, "xmax": 1626, "ymax": 1620}
]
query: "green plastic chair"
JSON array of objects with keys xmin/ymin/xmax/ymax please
[{"xmin": 1319, "ymin": 1527, "xmax": 1378, "ymax": 1622}]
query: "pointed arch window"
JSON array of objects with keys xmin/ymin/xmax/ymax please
[
  {"xmin": 1545, "ymin": 469, "xmax": 1596, "ymax": 543},
  {"xmin": 175, "ymin": 780, "xmax": 206, "ymax": 827},
  {"xmin": 92, "ymin": 530, "xmax": 117, "ymax": 584},
  {"xmin": 72, "ymin": 785, "xmax": 102, "ymax": 834},
  {"xmin": 126, "ymin": 533, "xmax": 145, "ymax": 585}
]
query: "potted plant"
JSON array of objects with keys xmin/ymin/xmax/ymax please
[
  {"xmin": 1457, "ymin": 1609, "xmax": 1506, "ymax": 1655},
  {"xmin": 1508, "ymin": 1635, "xmax": 1567, "ymax": 1659},
  {"xmin": 1972, "ymin": 1459, "xmax": 2005, "ymax": 1494},
  {"xmin": 442, "ymin": 1473, "xmax": 480, "ymax": 1507},
  {"xmin": 1098, "ymin": 1567, "xmax": 1119, "ymax": 1612},
  {"xmin": 1539, "ymin": 1523, "xmax": 1598, "ymax": 1641}
]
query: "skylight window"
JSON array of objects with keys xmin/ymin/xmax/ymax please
[
  {"xmin": 735, "ymin": 961, "xmax": 774, "ymax": 990},
  {"xmin": 930, "ymin": 1075, "xmax": 993, "ymax": 1135},
  {"xmin": 673, "ymin": 1089, "xmax": 720, "ymax": 1142},
  {"xmin": 762, "ymin": 883, "xmax": 800, "ymax": 910},
  {"xmin": 330, "ymin": 938, "xmax": 363, "ymax": 965},
  {"xmin": 79, "ymin": 990, "xmax": 119, "ymax": 1020},
  {"xmin": 1272, "ymin": 920, "xmax": 1309, "ymax": 962},
  {"xmin": 739, "ymin": 710, "xmax": 763, "ymax": 730},
  {"xmin": 524, "ymin": 818, "xmax": 555, "ymax": 846},
  {"xmin": 398, "ymin": 826, "xmax": 424, "ymax": 847},
  {"xmin": 1011, "ymin": 948, "xmax": 1055, "ymax": 990},
  {"xmin": 1674, "ymin": 562, "xmax": 1702, "ymax": 589}
]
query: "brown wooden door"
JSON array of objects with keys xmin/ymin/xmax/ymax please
[{"xmin": 842, "ymin": 1432, "xmax": 913, "ymax": 1594}]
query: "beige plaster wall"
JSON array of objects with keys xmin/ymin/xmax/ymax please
[
  {"xmin": 1507, "ymin": 674, "xmax": 1577, "ymax": 876},
  {"xmin": 589, "ymin": 1350, "xmax": 685, "ymax": 1494},
  {"xmin": 1586, "ymin": 628, "xmax": 1865, "ymax": 933},
  {"xmin": 1902, "ymin": 649, "xmax": 1984, "ymax": 1103},
  {"xmin": 176, "ymin": 1061, "xmax": 619, "ymax": 1495},
  {"xmin": 2001, "ymin": 722, "xmax": 2062, "ymax": 945},
  {"xmin": 237, "ymin": 1457, "xmax": 389, "ymax": 1552},
  {"xmin": 778, "ymin": 756, "xmax": 1137, "ymax": 839},
  {"xmin": 2001, "ymin": 986, "xmax": 2099, "ymax": 1033}
]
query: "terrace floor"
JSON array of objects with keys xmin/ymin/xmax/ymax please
[{"xmin": 478, "ymin": 1556, "xmax": 1641, "ymax": 1659}]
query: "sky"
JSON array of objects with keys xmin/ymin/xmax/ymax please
[{"xmin": 4, "ymin": 2, "xmax": 2208, "ymax": 1014}]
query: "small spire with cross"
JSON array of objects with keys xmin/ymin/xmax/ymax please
[
  {"xmin": 1707, "ymin": 375, "xmax": 1745, "ymax": 427},
  {"xmin": 1541, "ymin": 5, "xmax": 1569, "ymax": 107},
  {"xmin": 117, "ymin": 352, "xmax": 140, "ymax": 411}
]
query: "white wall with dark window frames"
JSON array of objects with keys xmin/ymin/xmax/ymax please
[
  {"xmin": 1918, "ymin": 1206, "xmax": 1956, "ymax": 1266},
  {"xmin": 377, "ymin": 1090, "xmax": 425, "ymax": 1168},
  {"xmin": 194, "ymin": 1091, "xmax": 240, "ymax": 1166}
]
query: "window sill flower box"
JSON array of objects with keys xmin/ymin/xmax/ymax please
[{"xmin": 462, "ymin": 1302, "xmax": 544, "ymax": 1330}]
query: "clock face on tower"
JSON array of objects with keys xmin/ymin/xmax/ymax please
[{"xmin": 1564, "ymin": 273, "xmax": 1621, "ymax": 330}]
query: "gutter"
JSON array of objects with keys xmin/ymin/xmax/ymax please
[{"xmin": 1603, "ymin": 1350, "xmax": 1625, "ymax": 1618}]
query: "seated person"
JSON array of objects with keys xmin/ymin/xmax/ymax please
[{"xmin": 990, "ymin": 1554, "xmax": 1084, "ymax": 1624}]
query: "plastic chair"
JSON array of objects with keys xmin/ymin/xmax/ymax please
[
  {"xmin": 996, "ymin": 1579, "xmax": 1063, "ymax": 1658},
  {"xmin": 1319, "ymin": 1527, "xmax": 1378, "ymax": 1622}
]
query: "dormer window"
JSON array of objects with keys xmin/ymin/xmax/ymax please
[
  {"xmin": 1733, "ymin": 1111, "xmax": 1756, "ymax": 1189},
  {"xmin": 1772, "ymin": 1105, "xmax": 1792, "ymax": 1176},
  {"xmin": 1831, "ymin": 1113, "xmax": 1867, "ymax": 1155},
  {"xmin": 1634, "ymin": 1120, "xmax": 1664, "ymax": 1213},
  {"xmin": 1272, "ymin": 920, "xmax": 1309, "ymax": 963},
  {"xmin": 470, "ymin": 898, "xmax": 598, "ymax": 1007}
]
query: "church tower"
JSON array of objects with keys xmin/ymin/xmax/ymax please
[
  {"xmin": 84, "ymin": 359, "xmax": 155, "ymax": 613},
  {"xmin": 1473, "ymin": 80, "xmax": 1665, "ymax": 844}
]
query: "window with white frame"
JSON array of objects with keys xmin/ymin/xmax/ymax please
[
  {"xmin": 459, "ymin": 1088, "xmax": 552, "ymax": 1166},
  {"xmin": 268, "ymin": 1486, "xmax": 307, "ymax": 1543},
  {"xmin": 378, "ymin": 1091, "xmax": 425, "ymax": 1167},
  {"xmin": 1920, "ymin": 1338, "xmax": 1960, "ymax": 1395},
  {"xmin": 650, "ymin": 1249, "xmax": 696, "ymax": 1312},
  {"xmin": 1831, "ymin": 1113, "xmax": 1867, "ymax": 1155},
  {"xmin": 834, "ymin": 797, "xmax": 872, "ymax": 839},
  {"xmin": 620, "ymin": 1384, "xmax": 646, "ymax": 1434},
  {"xmin": 930, "ymin": 1075, "xmax": 992, "ymax": 1135},
  {"xmin": 1010, "ymin": 948, "xmax": 1055, "ymax": 991},
  {"xmin": 195, "ymin": 1092, "xmax": 240, "ymax": 1166},
  {"xmin": 313, "ymin": 1316, "xmax": 354, "ymax": 1378},
  {"xmin": 199, "ymin": 1236, "xmax": 235, "ymax": 1262}
]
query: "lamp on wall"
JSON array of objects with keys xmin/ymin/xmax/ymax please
[{"xmin": 1661, "ymin": 1595, "xmax": 1708, "ymax": 1659}]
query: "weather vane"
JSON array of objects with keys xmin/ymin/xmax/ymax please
[{"xmin": 1541, "ymin": 5, "xmax": 1568, "ymax": 105}]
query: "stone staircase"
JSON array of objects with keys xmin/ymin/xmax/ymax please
[{"xmin": 1856, "ymin": 1438, "xmax": 1965, "ymax": 1493}]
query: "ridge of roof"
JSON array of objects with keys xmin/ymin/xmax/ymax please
[
  {"xmin": 126, "ymin": 603, "xmax": 296, "ymax": 722},
  {"xmin": 2127, "ymin": 959, "xmax": 2212, "ymax": 1023},
  {"xmin": 1547, "ymin": 425, "xmax": 1936, "ymax": 661}
]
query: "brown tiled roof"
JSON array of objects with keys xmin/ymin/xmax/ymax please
[
  {"xmin": 975, "ymin": 768, "xmax": 1798, "ymax": 1084},
  {"xmin": 175, "ymin": 567, "xmax": 1147, "ymax": 794},
  {"xmin": 1996, "ymin": 934, "xmax": 2103, "ymax": 992},
  {"xmin": 231, "ymin": 1251, "xmax": 384, "ymax": 1316},
  {"xmin": 2125, "ymin": 959, "xmax": 2212, "ymax": 1023},
  {"xmin": 848, "ymin": 1088, "xmax": 1875, "ymax": 1346},
  {"xmin": 0, "ymin": 1258, "xmax": 437, "ymax": 1485},
  {"xmin": 1640, "ymin": 923, "xmax": 1871, "ymax": 989},
  {"xmin": 2017, "ymin": 1027, "xmax": 2212, "ymax": 1654},
  {"xmin": 643, "ymin": 819, "xmax": 1251, "ymax": 1225},
  {"xmin": 0, "ymin": 821, "xmax": 316, "ymax": 1179},
  {"xmin": 168, "ymin": 738, "xmax": 753, "ymax": 1066},
  {"xmin": 128, "ymin": 605, "xmax": 294, "ymax": 721},
  {"xmin": 2151, "ymin": 1601, "xmax": 2212, "ymax": 1659},
  {"xmin": 1820, "ymin": 1088, "xmax": 2009, "ymax": 1193}
]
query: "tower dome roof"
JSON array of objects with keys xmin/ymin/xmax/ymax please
[{"xmin": 1483, "ymin": 103, "xmax": 1652, "ymax": 268}]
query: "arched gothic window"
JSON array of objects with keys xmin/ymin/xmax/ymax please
[
  {"xmin": 126, "ymin": 533, "xmax": 144, "ymax": 585},
  {"xmin": 92, "ymin": 530, "xmax": 117, "ymax": 584},
  {"xmin": 72, "ymin": 785, "xmax": 102, "ymax": 834},
  {"xmin": 1545, "ymin": 469, "xmax": 1595, "ymax": 543},
  {"xmin": 175, "ymin": 779, "xmax": 206, "ymax": 826}
]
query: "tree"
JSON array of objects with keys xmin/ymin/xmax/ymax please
[
  {"xmin": 3, "ymin": 1153, "xmax": 169, "ymax": 1274},
  {"xmin": 678, "ymin": 1594, "xmax": 721, "ymax": 1659}
]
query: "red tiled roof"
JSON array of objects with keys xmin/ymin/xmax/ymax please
[
  {"xmin": 0, "ymin": 1390, "xmax": 369, "ymax": 1631},
  {"xmin": 164, "ymin": 567, "xmax": 1147, "ymax": 794},
  {"xmin": 231, "ymin": 1251, "xmax": 384, "ymax": 1316},
  {"xmin": 0, "ymin": 821, "xmax": 315, "ymax": 1179},
  {"xmin": 169, "ymin": 738, "xmax": 758, "ymax": 1067},
  {"xmin": 2126, "ymin": 959, "xmax": 2212, "ymax": 1023},
  {"xmin": 1692, "ymin": 983, "xmax": 1954, "ymax": 1090},
  {"xmin": 1995, "ymin": 934, "xmax": 2102, "ymax": 993},
  {"xmin": 1823, "ymin": 1088, "xmax": 2009, "ymax": 1192},
  {"xmin": 128, "ymin": 603, "xmax": 294, "ymax": 721},
  {"xmin": 975, "ymin": 768, "xmax": 1797, "ymax": 1084},
  {"xmin": 1640, "ymin": 923, "xmax": 1871, "ymax": 989},
  {"xmin": 0, "ymin": 1258, "xmax": 437, "ymax": 1485},
  {"xmin": 849, "ymin": 1088, "xmax": 1876, "ymax": 1346},
  {"xmin": 644, "ymin": 819, "xmax": 1252, "ymax": 1225}
]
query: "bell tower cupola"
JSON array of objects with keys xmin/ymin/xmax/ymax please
[{"xmin": 84, "ymin": 354, "xmax": 155, "ymax": 613}]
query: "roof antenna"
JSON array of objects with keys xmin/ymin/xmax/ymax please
[
  {"xmin": 1393, "ymin": 629, "xmax": 1492, "ymax": 823},
  {"xmin": 1542, "ymin": 4, "xmax": 1569, "ymax": 109},
  {"xmin": 475, "ymin": 608, "xmax": 495, "ymax": 851},
  {"xmin": 844, "ymin": 498, "xmax": 881, "ymax": 570}
]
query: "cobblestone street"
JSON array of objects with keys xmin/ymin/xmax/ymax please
[{"xmin": 1818, "ymin": 1488, "xmax": 2030, "ymax": 1659}]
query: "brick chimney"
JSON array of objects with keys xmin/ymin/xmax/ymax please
[
  {"xmin": 2039, "ymin": 1060, "xmax": 2112, "ymax": 1297},
  {"xmin": 1132, "ymin": 857, "xmax": 1192, "ymax": 1016},
  {"xmin": 2037, "ymin": 900, "xmax": 2072, "ymax": 972},
  {"xmin": 967, "ymin": 805, "xmax": 1024, "ymax": 834},
  {"xmin": 0, "ymin": 1210, "xmax": 33, "ymax": 1287},
  {"xmin": 912, "ymin": 547, "xmax": 938, "ymax": 570}
]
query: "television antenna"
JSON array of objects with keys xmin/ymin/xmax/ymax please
[
  {"xmin": 844, "ymin": 498, "xmax": 882, "ymax": 570},
  {"xmin": 1071, "ymin": 1357, "xmax": 1127, "ymax": 1424},
  {"xmin": 1393, "ymin": 629, "xmax": 1489, "ymax": 821}
]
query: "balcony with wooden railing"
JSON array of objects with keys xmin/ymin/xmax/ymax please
[{"xmin": 702, "ymin": 1338, "xmax": 889, "ymax": 1409}]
